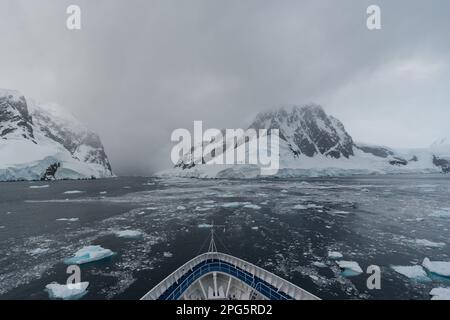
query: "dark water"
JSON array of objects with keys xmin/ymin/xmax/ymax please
[{"xmin": 1, "ymin": 175, "xmax": 450, "ymax": 300}]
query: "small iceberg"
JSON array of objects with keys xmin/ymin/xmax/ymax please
[
  {"xmin": 29, "ymin": 185, "xmax": 49, "ymax": 189},
  {"xmin": 244, "ymin": 204, "xmax": 261, "ymax": 210},
  {"xmin": 64, "ymin": 245, "xmax": 115, "ymax": 265},
  {"xmin": 222, "ymin": 202, "xmax": 248, "ymax": 208},
  {"xmin": 430, "ymin": 287, "xmax": 450, "ymax": 300},
  {"xmin": 63, "ymin": 190, "xmax": 84, "ymax": 194},
  {"xmin": 415, "ymin": 239, "xmax": 445, "ymax": 248},
  {"xmin": 328, "ymin": 251, "xmax": 343, "ymax": 260},
  {"xmin": 114, "ymin": 230, "xmax": 142, "ymax": 239},
  {"xmin": 56, "ymin": 218, "xmax": 79, "ymax": 222},
  {"xmin": 391, "ymin": 265, "xmax": 430, "ymax": 281},
  {"xmin": 45, "ymin": 282, "xmax": 89, "ymax": 300},
  {"xmin": 163, "ymin": 252, "xmax": 173, "ymax": 258},
  {"xmin": 422, "ymin": 258, "xmax": 450, "ymax": 277},
  {"xmin": 29, "ymin": 248, "xmax": 50, "ymax": 255},
  {"xmin": 198, "ymin": 223, "xmax": 213, "ymax": 228},
  {"xmin": 313, "ymin": 262, "xmax": 327, "ymax": 268},
  {"xmin": 337, "ymin": 261, "xmax": 363, "ymax": 276},
  {"xmin": 430, "ymin": 209, "xmax": 450, "ymax": 218}
]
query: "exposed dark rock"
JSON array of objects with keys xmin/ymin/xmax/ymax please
[
  {"xmin": 41, "ymin": 162, "xmax": 61, "ymax": 181},
  {"xmin": 433, "ymin": 155, "xmax": 450, "ymax": 173}
]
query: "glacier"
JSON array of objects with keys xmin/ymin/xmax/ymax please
[
  {"xmin": 0, "ymin": 89, "xmax": 113, "ymax": 181},
  {"xmin": 158, "ymin": 104, "xmax": 450, "ymax": 179}
]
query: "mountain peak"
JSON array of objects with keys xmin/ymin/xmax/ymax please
[{"xmin": 249, "ymin": 104, "xmax": 354, "ymax": 159}]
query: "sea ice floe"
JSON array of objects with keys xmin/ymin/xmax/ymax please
[
  {"xmin": 64, "ymin": 245, "xmax": 115, "ymax": 265},
  {"xmin": 198, "ymin": 223, "xmax": 213, "ymax": 228},
  {"xmin": 28, "ymin": 248, "xmax": 50, "ymax": 255},
  {"xmin": 391, "ymin": 265, "xmax": 430, "ymax": 281},
  {"xmin": 422, "ymin": 258, "xmax": 450, "ymax": 277},
  {"xmin": 430, "ymin": 209, "xmax": 450, "ymax": 218},
  {"xmin": 56, "ymin": 218, "xmax": 79, "ymax": 222},
  {"xmin": 29, "ymin": 185, "xmax": 49, "ymax": 189},
  {"xmin": 313, "ymin": 262, "xmax": 327, "ymax": 268},
  {"xmin": 328, "ymin": 251, "xmax": 343, "ymax": 260},
  {"xmin": 222, "ymin": 202, "xmax": 249, "ymax": 208},
  {"xmin": 244, "ymin": 204, "xmax": 261, "ymax": 210},
  {"xmin": 63, "ymin": 190, "xmax": 84, "ymax": 194},
  {"xmin": 163, "ymin": 252, "xmax": 173, "ymax": 258},
  {"xmin": 337, "ymin": 261, "xmax": 363, "ymax": 276},
  {"xmin": 430, "ymin": 287, "xmax": 450, "ymax": 300},
  {"xmin": 45, "ymin": 282, "xmax": 89, "ymax": 300},
  {"xmin": 306, "ymin": 204, "xmax": 324, "ymax": 209},
  {"xmin": 114, "ymin": 230, "xmax": 143, "ymax": 239},
  {"xmin": 415, "ymin": 239, "xmax": 446, "ymax": 248}
]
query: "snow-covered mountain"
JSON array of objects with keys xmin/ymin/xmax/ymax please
[
  {"xmin": 159, "ymin": 104, "xmax": 450, "ymax": 178},
  {"xmin": 0, "ymin": 89, "xmax": 113, "ymax": 181}
]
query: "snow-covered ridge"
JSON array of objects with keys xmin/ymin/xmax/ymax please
[
  {"xmin": 0, "ymin": 89, "xmax": 113, "ymax": 181},
  {"xmin": 159, "ymin": 104, "xmax": 450, "ymax": 179}
]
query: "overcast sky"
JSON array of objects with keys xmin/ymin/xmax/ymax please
[{"xmin": 1, "ymin": 0, "xmax": 449, "ymax": 175}]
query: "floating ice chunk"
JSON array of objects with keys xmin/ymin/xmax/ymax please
[
  {"xmin": 198, "ymin": 223, "xmax": 213, "ymax": 228},
  {"xmin": 63, "ymin": 190, "xmax": 84, "ymax": 194},
  {"xmin": 337, "ymin": 261, "xmax": 363, "ymax": 276},
  {"xmin": 163, "ymin": 252, "xmax": 173, "ymax": 258},
  {"xmin": 56, "ymin": 218, "xmax": 79, "ymax": 222},
  {"xmin": 430, "ymin": 287, "xmax": 450, "ymax": 300},
  {"xmin": 244, "ymin": 204, "xmax": 261, "ymax": 210},
  {"xmin": 251, "ymin": 226, "xmax": 259, "ymax": 230},
  {"xmin": 313, "ymin": 262, "xmax": 327, "ymax": 268},
  {"xmin": 430, "ymin": 210, "xmax": 450, "ymax": 218},
  {"xmin": 416, "ymin": 239, "xmax": 446, "ymax": 248},
  {"xmin": 423, "ymin": 258, "xmax": 450, "ymax": 277},
  {"xmin": 114, "ymin": 230, "xmax": 142, "ymax": 239},
  {"xmin": 222, "ymin": 202, "xmax": 249, "ymax": 208},
  {"xmin": 64, "ymin": 245, "xmax": 115, "ymax": 265},
  {"xmin": 307, "ymin": 204, "xmax": 324, "ymax": 209},
  {"xmin": 333, "ymin": 210, "xmax": 349, "ymax": 215},
  {"xmin": 391, "ymin": 265, "xmax": 430, "ymax": 281},
  {"xmin": 176, "ymin": 206, "xmax": 186, "ymax": 210},
  {"xmin": 195, "ymin": 206, "xmax": 211, "ymax": 211},
  {"xmin": 328, "ymin": 251, "xmax": 343, "ymax": 260},
  {"xmin": 29, "ymin": 185, "xmax": 49, "ymax": 189},
  {"xmin": 29, "ymin": 248, "xmax": 50, "ymax": 255},
  {"xmin": 45, "ymin": 282, "xmax": 89, "ymax": 300}
]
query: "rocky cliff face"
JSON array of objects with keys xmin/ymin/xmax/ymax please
[
  {"xmin": 248, "ymin": 105, "xmax": 354, "ymax": 159},
  {"xmin": 0, "ymin": 89, "xmax": 113, "ymax": 181}
]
